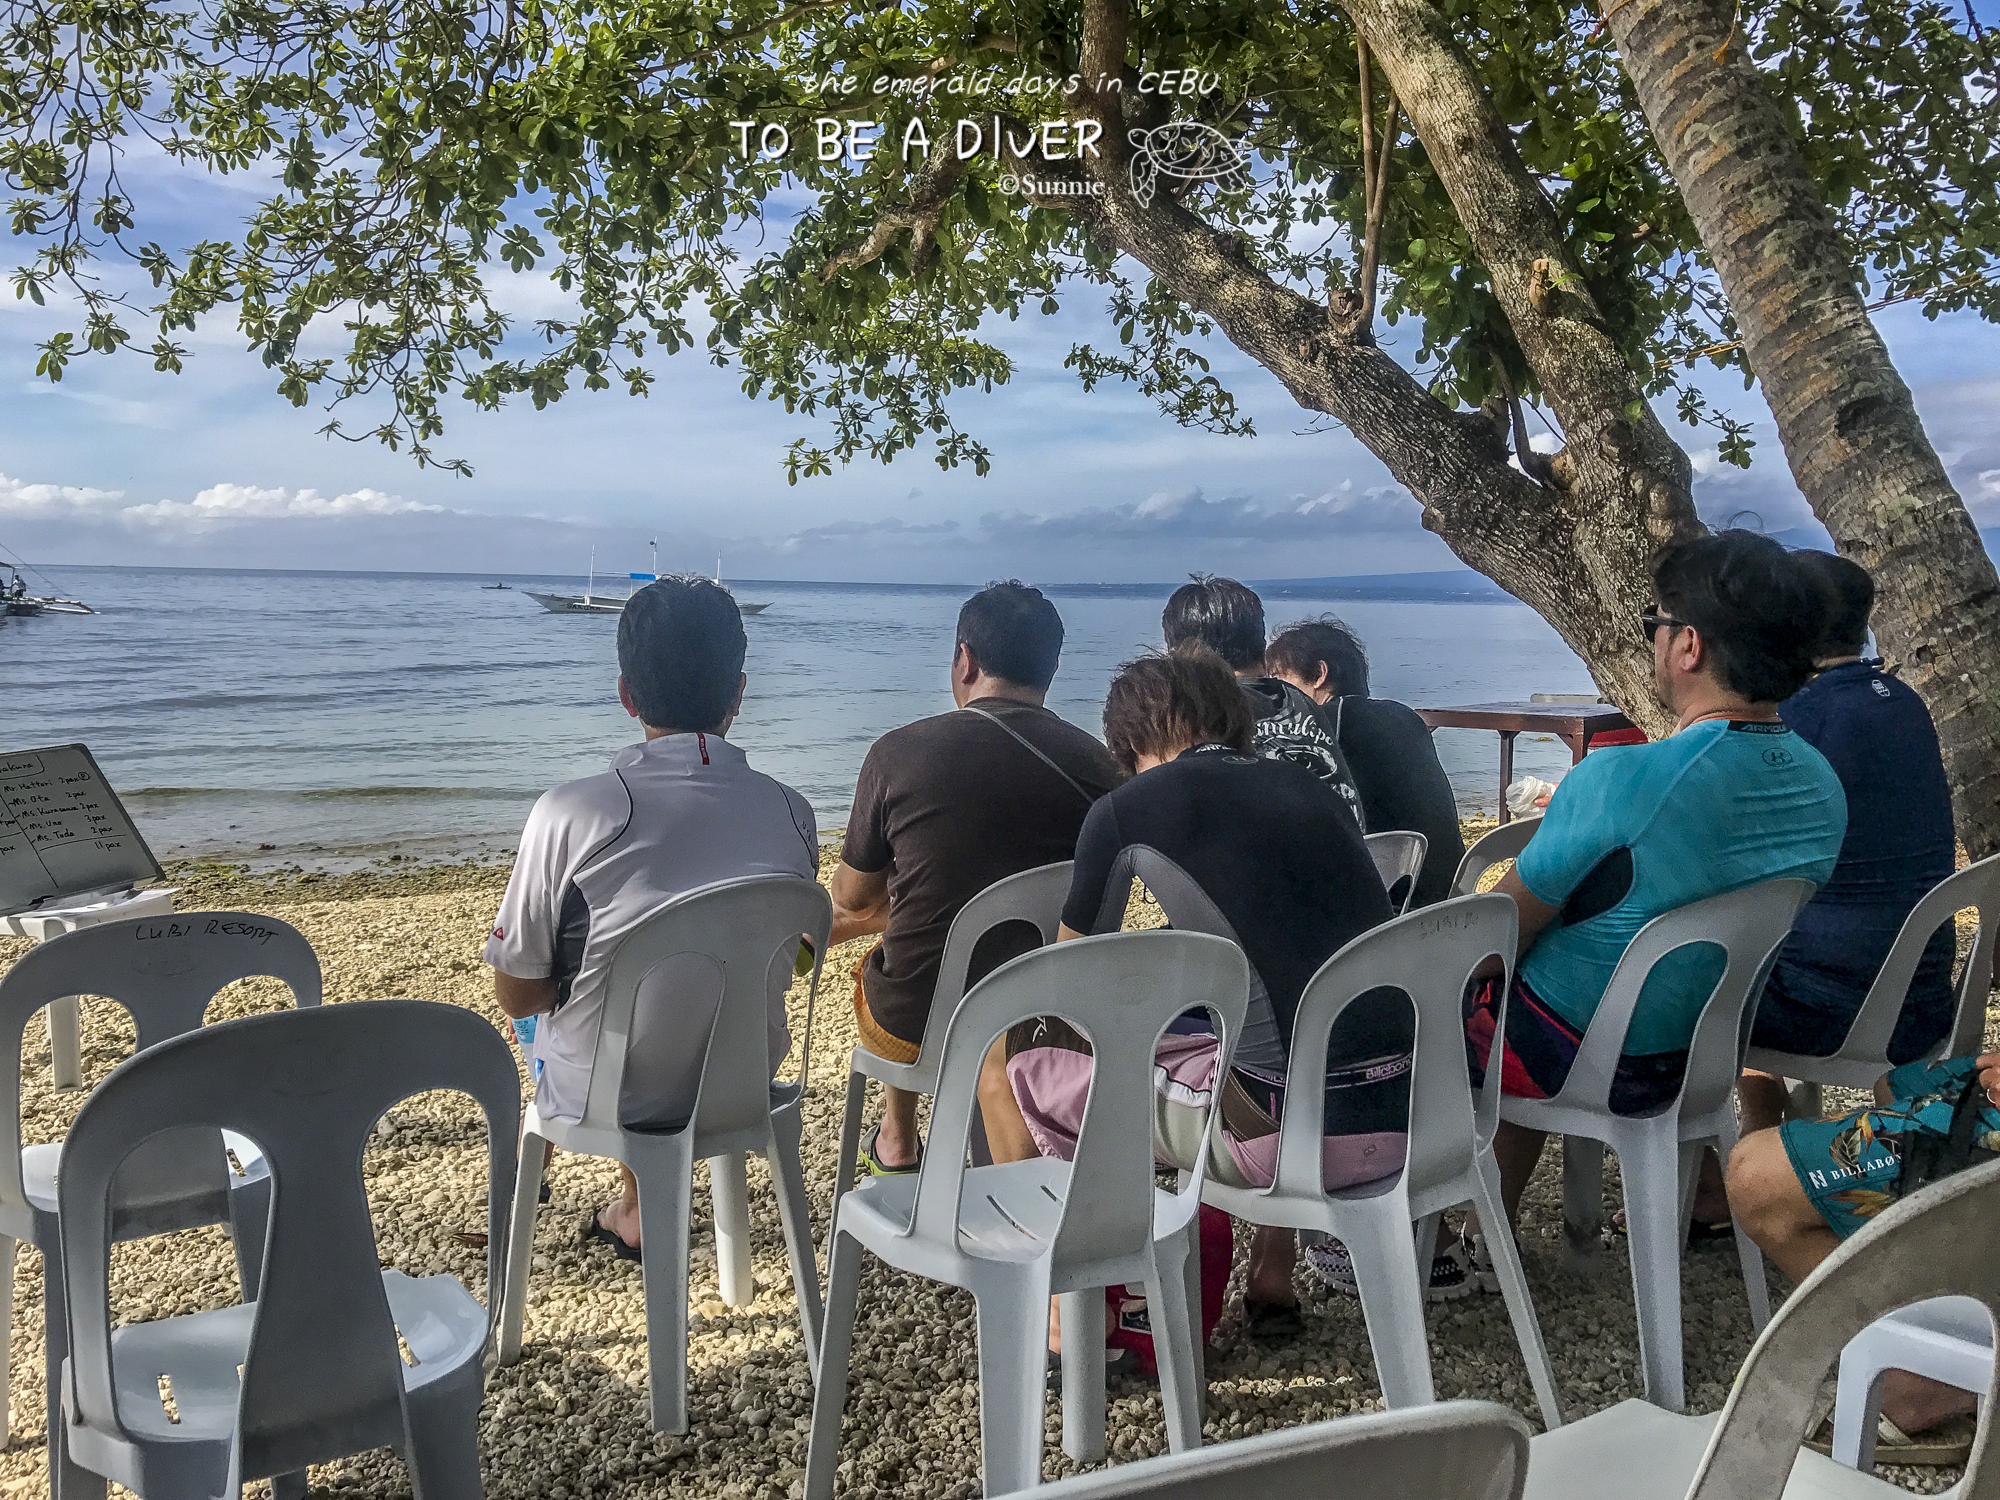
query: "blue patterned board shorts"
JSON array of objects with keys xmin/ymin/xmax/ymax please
[{"xmin": 1779, "ymin": 1056, "xmax": 2000, "ymax": 1239}]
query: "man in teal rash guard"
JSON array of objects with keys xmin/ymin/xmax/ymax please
[{"xmin": 1464, "ymin": 530, "xmax": 1847, "ymax": 1240}]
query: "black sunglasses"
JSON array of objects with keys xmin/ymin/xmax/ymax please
[{"xmin": 1637, "ymin": 610, "xmax": 1687, "ymax": 645}]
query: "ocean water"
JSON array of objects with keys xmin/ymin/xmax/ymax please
[{"xmin": 2, "ymin": 566, "xmax": 1601, "ymax": 869}]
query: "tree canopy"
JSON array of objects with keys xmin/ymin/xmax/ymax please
[{"xmin": 5, "ymin": 0, "xmax": 1995, "ymax": 478}]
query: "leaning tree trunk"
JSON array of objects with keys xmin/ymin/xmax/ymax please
[{"xmin": 1605, "ymin": 0, "xmax": 2000, "ymax": 858}]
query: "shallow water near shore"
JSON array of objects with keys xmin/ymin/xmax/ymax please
[{"xmin": 4, "ymin": 565, "xmax": 1598, "ymax": 869}]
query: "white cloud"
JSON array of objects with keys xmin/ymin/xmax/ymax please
[{"xmin": 0, "ymin": 473, "xmax": 444, "ymax": 530}]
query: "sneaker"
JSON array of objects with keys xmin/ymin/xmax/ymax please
[
  {"xmin": 1464, "ymin": 1230, "xmax": 1500, "ymax": 1294},
  {"xmin": 1304, "ymin": 1235, "xmax": 1473, "ymax": 1302}
]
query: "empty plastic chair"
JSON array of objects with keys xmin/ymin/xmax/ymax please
[
  {"xmin": 1202, "ymin": 894, "xmax": 1564, "ymax": 1428},
  {"xmin": 832, "ymin": 862, "xmax": 1071, "ymax": 1216},
  {"xmin": 0, "ymin": 913, "xmax": 320, "ymax": 1483},
  {"xmin": 1500, "ymin": 878, "xmax": 1816, "ymax": 1412},
  {"xmin": 1745, "ymin": 853, "xmax": 1999, "ymax": 1102},
  {"xmin": 54, "ymin": 998, "xmax": 517, "ymax": 1500},
  {"xmin": 496, "ymin": 874, "xmax": 832, "ymax": 1434},
  {"xmin": 1364, "ymin": 831, "xmax": 1429, "ymax": 916},
  {"xmin": 1028, "ymin": 1399, "xmax": 1532, "ymax": 1500},
  {"xmin": 806, "ymin": 929, "xmax": 1250, "ymax": 1499},
  {"xmin": 1523, "ymin": 1156, "xmax": 2000, "ymax": 1500},
  {"xmin": 1450, "ymin": 816, "xmax": 1543, "ymax": 898},
  {"xmin": 1830, "ymin": 1296, "xmax": 1993, "ymax": 1471}
]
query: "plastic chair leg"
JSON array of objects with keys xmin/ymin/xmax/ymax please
[
  {"xmin": 709, "ymin": 1152, "xmax": 754, "ymax": 1307},
  {"xmin": 632, "ymin": 1132, "xmax": 696, "ymax": 1434},
  {"xmin": 832, "ymin": 1069, "xmax": 867, "ymax": 1219},
  {"xmin": 804, "ymin": 1230, "xmax": 865, "ymax": 1500},
  {"xmin": 0, "ymin": 1234, "xmax": 12, "ymax": 1446},
  {"xmin": 402, "ymin": 1366, "xmax": 486, "ymax": 1500},
  {"xmin": 1148, "ymin": 1223, "xmax": 1207, "ymax": 1453},
  {"xmin": 47, "ymin": 995, "xmax": 82, "ymax": 1092},
  {"xmin": 1058, "ymin": 1288, "xmax": 1106, "ymax": 1462},
  {"xmin": 975, "ymin": 1276, "xmax": 1053, "ymax": 1496},
  {"xmin": 43, "ymin": 1263, "xmax": 105, "ymax": 1500},
  {"xmin": 1343, "ymin": 1210, "xmax": 1437, "ymax": 1409},
  {"xmin": 1470, "ymin": 1157, "xmax": 1565, "ymax": 1429},
  {"xmin": 269, "ymin": 1470, "xmax": 311, "ymax": 1500},
  {"xmin": 496, "ymin": 1129, "xmax": 548, "ymax": 1365},
  {"xmin": 767, "ymin": 1110, "xmax": 825, "ymax": 1374},
  {"xmin": 228, "ymin": 1172, "xmax": 272, "ymax": 1301},
  {"xmin": 1623, "ymin": 1142, "xmax": 1687, "ymax": 1412},
  {"xmin": 1832, "ymin": 1360, "xmax": 1889, "ymax": 1470}
]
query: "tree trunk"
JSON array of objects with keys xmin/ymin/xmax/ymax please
[{"xmin": 1606, "ymin": 0, "xmax": 2000, "ymax": 857}]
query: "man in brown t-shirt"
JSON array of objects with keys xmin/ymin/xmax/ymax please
[{"xmin": 830, "ymin": 581, "xmax": 1122, "ymax": 1171}]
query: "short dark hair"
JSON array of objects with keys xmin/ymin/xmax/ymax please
[
  {"xmin": 1648, "ymin": 530, "xmax": 1823, "ymax": 704},
  {"xmin": 1795, "ymin": 551, "xmax": 1874, "ymax": 658},
  {"xmin": 1266, "ymin": 615, "xmax": 1370, "ymax": 698},
  {"xmin": 956, "ymin": 581, "xmax": 1065, "ymax": 691},
  {"xmin": 1161, "ymin": 575, "xmax": 1266, "ymax": 670},
  {"xmin": 1101, "ymin": 644, "xmax": 1256, "ymax": 775},
  {"xmin": 617, "ymin": 575, "xmax": 747, "ymax": 731}
]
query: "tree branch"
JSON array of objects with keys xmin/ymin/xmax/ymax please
[{"xmin": 820, "ymin": 147, "xmax": 970, "ymax": 281}]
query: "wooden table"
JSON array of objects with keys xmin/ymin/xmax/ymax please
[{"xmin": 1415, "ymin": 701, "xmax": 1635, "ymax": 822}]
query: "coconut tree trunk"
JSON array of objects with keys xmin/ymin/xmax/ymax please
[{"xmin": 1605, "ymin": 0, "xmax": 2000, "ymax": 857}]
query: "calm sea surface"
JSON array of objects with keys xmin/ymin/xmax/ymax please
[{"xmin": 2, "ymin": 566, "xmax": 1601, "ymax": 868}]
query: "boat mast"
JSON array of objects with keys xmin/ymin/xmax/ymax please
[{"xmin": 586, "ymin": 547, "xmax": 596, "ymax": 605}]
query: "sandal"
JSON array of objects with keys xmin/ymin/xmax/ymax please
[
  {"xmin": 581, "ymin": 1206, "xmax": 642, "ymax": 1262},
  {"xmin": 1243, "ymin": 1297, "xmax": 1306, "ymax": 1341},
  {"xmin": 1046, "ymin": 1345, "xmax": 1130, "ymax": 1392},
  {"xmin": 859, "ymin": 1122, "xmax": 921, "ymax": 1176},
  {"xmin": 1805, "ymin": 1411, "xmax": 1974, "ymax": 1467}
]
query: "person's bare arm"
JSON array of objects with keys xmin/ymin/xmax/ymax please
[
  {"xmin": 829, "ymin": 860, "xmax": 892, "ymax": 948},
  {"xmin": 1057, "ymin": 923, "xmax": 1086, "ymax": 942},
  {"xmin": 493, "ymin": 971, "xmax": 558, "ymax": 1020},
  {"xmin": 1975, "ymin": 1052, "xmax": 1999, "ymax": 1108},
  {"xmin": 1472, "ymin": 865, "xmax": 1563, "ymax": 978}
]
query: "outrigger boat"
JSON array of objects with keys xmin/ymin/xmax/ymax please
[
  {"xmin": 523, "ymin": 545, "xmax": 768, "ymax": 615},
  {"xmin": 2, "ymin": 562, "xmax": 94, "ymax": 615}
]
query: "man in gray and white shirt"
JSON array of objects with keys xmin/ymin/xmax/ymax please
[{"xmin": 484, "ymin": 575, "xmax": 816, "ymax": 1255}]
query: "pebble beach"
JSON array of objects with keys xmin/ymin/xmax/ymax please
[{"xmin": 0, "ymin": 832, "xmax": 1984, "ymax": 1499}]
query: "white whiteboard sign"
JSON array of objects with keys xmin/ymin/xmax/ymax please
[{"xmin": 0, "ymin": 744, "xmax": 162, "ymax": 915}]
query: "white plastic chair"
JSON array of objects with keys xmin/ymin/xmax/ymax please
[
  {"xmin": 1202, "ymin": 894, "xmax": 1565, "ymax": 1429},
  {"xmin": 1365, "ymin": 831, "xmax": 1430, "ymax": 916},
  {"xmin": 1831, "ymin": 1296, "xmax": 1993, "ymax": 1471},
  {"xmin": 54, "ymin": 998, "xmax": 517, "ymax": 1500},
  {"xmin": 1450, "ymin": 816, "xmax": 1543, "ymax": 898},
  {"xmin": 1523, "ymin": 1155, "xmax": 2000, "ymax": 1500},
  {"xmin": 0, "ymin": 912, "xmax": 320, "ymax": 1490},
  {"xmin": 1501, "ymin": 878, "xmax": 1817, "ymax": 1413},
  {"xmin": 1745, "ymin": 853, "xmax": 1999, "ymax": 1098},
  {"xmin": 805, "ymin": 929, "xmax": 1250, "ymax": 1499},
  {"xmin": 832, "ymin": 862, "xmax": 1072, "ymax": 1215},
  {"xmin": 496, "ymin": 874, "xmax": 832, "ymax": 1434},
  {"xmin": 1027, "ymin": 1399, "xmax": 1532, "ymax": 1500}
]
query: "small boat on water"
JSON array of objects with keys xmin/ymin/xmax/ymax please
[
  {"xmin": 482, "ymin": 582, "xmax": 510, "ymax": 590},
  {"xmin": 3, "ymin": 562, "xmax": 94, "ymax": 615},
  {"xmin": 524, "ymin": 547, "xmax": 768, "ymax": 615}
]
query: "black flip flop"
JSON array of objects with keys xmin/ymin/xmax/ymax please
[
  {"xmin": 1243, "ymin": 1297, "xmax": 1306, "ymax": 1341},
  {"xmin": 582, "ymin": 1207, "xmax": 642, "ymax": 1261},
  {"xmin": 1046, "ymin": 1345, "xmax": 1131, "ymax": 1392}
]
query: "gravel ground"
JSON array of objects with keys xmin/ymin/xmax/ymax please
[{"xmin": 0, "ymin": 836, "xmax": 1986, "ymax": 1498}]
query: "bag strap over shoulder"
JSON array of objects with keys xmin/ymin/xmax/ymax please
[{"xmin": 961, "ymin": 705, "xmax": 1097, "ymax": 808}]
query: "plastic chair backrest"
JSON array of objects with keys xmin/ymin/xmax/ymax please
[
  {"xmin": 908, "ymin": 862, "xmax": 1072, "ymax": 1074},
  {"xmin": 1026, "ymin": 1398, "xmax": 1531, "ymax": 1500},
  {"xmin": 1684, "ymin": 1154, "xmax": 2000, "ymax": 1500},
  {"xmin": 1545, "ymin": 879, "xmax": 1815, "ymax": 1121},
  {"xmin": 1268, "ymin": 895, "xmax": 1517, "ymax": 1205},
  {"xmin": 912, "ymin": 929, "xmax": 1249, "ymax": 1267},
  {"xmin": 578, "ymin": 874, "xmax": 832, "ymax": 1141},
  {"xmin": 1364, "ymin": 831, "xmax": 1429, "ymax": 914},
  {"xmin": 1822, "ymin": 853, "xmax": 2000, "ymax": 1066},
  {"xmin": 1450, "ymin": 816, "xmax": 1543, "ymax": 898},
  {"xmin": 55, "ymin": 1000, "xmax": 519, "ymax": 1481},
  {"xmin": 0, "ymin": 912, "xmax": 322, "ymax": 1226}
]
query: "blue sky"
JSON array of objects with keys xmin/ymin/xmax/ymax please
[{"xmin": 3, "ymin": 133, "xmax": 1997, "ymax": 585}]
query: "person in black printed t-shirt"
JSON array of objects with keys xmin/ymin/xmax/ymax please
[
  {"xmin": 979, "ymin": 644, "xmax": 1422, "ymax": 1344},
  {"xmin": 484, "ymin": 577, "xmax": 818, "ymax": 1260},
  {"xmin": 1160, "ymin": 575, "xmax": 1368, "ymax": 833}
]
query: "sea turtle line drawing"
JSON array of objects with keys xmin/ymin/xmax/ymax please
[{"xmin": 1127, "ymin": 122, "xmax": 1253, "ymax": 206}]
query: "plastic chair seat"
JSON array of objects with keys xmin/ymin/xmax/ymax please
[
  {"xmin": 1525, "ymin": 1399, "xmax": 1904, "ymax": 1500},
  {"xmin": 90, "ymin": 1270, "xmax": 485, "ymax": 1444},
  {"xmin": 19, "ymin": 1129, "xmax": 268, "ymax": 1221}
]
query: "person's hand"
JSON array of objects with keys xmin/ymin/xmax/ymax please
[{"xmin": 1979, "ymin": 1052, "xmax": 2000, "ymax": 1110}]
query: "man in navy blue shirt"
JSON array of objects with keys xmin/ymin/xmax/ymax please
[{"xmin": 1738, "ymin": 551, "xmax": 1959, "ymax": 1136}]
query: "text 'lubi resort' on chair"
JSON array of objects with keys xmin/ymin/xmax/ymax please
[
  {"xmin": 1745, "ymin": 852, "xmax": 2000, "ymax": 1113},
  {"xmin": 1027, "ymin": 1399, "xmax": 1533, "ymax": 1500},
  {"xmin": 1364, "ymin": 831, "xmax": 1429, "ymax": 916},
  {"xmin": 1523, "ymin": 1154, "xmax": 2000, "ymax": 1500},
  {"xmin": 1451, "ymin": 817, "xmax": 1543, "ymax": 899},
  {"xmin": 1201, "ymin": 894, "xmax": 1564, "ymax": 1429},
  {"xmin": 1500, "ymin": 878, "xmax": 1817, "ymax": 1413},
  {"xmin": 496, "ymin": 873, "xmax": 833, "ymax": 1434},
  {"xmin": 832, "ymin": 861, "xmax": 1072, "ymax": 1219},
  {"xmin": 0, "ymin": 912, "xmax": 321, "ymax": 1493},
  {"xmin": 806, "ymin": 928, "xmax": 1251, "ymax": 1499},
  {"xmin": 54, "ymin": 998, "xmax": 518, "ymax": 1500}
]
